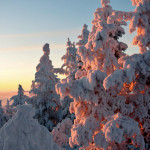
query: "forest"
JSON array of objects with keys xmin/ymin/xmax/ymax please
[{"xmin": 0, "ymin": 0, "xmax": 149, "ymax": 150}]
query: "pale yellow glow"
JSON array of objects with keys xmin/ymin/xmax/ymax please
[{"xmin": 0, "ymin": 68, "xmax": 65, "ymax": 92}]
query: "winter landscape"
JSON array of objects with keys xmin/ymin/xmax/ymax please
[{"xmin": 0, "ymin": 0, "xmax": 150, "ymax": 149}]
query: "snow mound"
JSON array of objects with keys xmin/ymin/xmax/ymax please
[{"xmin": 0, "ymin": 105, "xmax": 61, "ymax": 150}]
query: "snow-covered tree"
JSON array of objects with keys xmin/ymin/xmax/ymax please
[
  {"xmin": 0, "ymin": 100, "xmax": 7, "ymax": 128},
  {"xmin": 75, "ymin": 24, "xmax": 89, "ymax": 80},
  {"xmin": 76, "ymin": 24, "xmax": 89, "ymax": 47},
  {"xmin": 56, "ymin": 0, "xmax": 148, "ymax": 149},
  {"xmin": 57, "ymin": 96, "xmax": 74, "ymax": 122},
  {"xmin": 10, "ymin": 84, "xmax": 28, "ymax": 108},
  {"xmin": 4, "ymin": 99, "xmax": 14, "ymax": 120},
  {"xmin": 29, "ymin": 43, "xmax": 61, "ymax": 131},
  {"xmin": 103, "ymin": 1, "xmax": 150, "ymax": 148},
  {"xmin": 0, "ymin": 105, "xmax": 61, "ymax": 150},
  {"xmin": 103, "ymin": 45, "xmax": 150, "ymax": 150},
  {"xmin": 77, "ymin": 0, "xmax": 128, "ymax": 75},
  {"xmin": 61, "ymin": 38, "xmax": 77, "ymax": 76},
  {"xmin": 56, "ymin": 39, "xmax": 78, "ymax": 122},
  {"xmin": 129, "ymin": 0, "xmax": 150, "ymax": 54}
]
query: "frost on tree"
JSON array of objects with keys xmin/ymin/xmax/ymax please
[
  {"xmin": 56, "ymin": 0, "xmax": 148, "ymax": 149},
  {"xmin": 0, "ymin": 100, "xmax": 7, "ymax": 128},
  {"xmin": 29, "ymin": 43, "xmax": 61, "ymax": 131},
  {"xmin": 0, "ymin": 105, "xmax": 61, "ymax": 150},
  {"xmin": 129, "ymin": 0, "xmax": 150, "ymax": 54},
  {"xmin": 10, "ymin": 84, "xmax": 28, "ymax": 108}
]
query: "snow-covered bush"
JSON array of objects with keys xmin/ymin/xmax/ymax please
[
  {"xmin": 0, "ymin": 105, "xmax": 61, "ymax": 150},
  {"xmin": 28, "ymin": 43, "xmax": 61, "ymax": 131}
]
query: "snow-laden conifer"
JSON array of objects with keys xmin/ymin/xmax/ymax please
[
  {"xmin": 56, "ymin": 0, "xmax": 147, "ymax": 149},
  {"xmin": 29, "ymin": 43, "xmax": 61, "ymax": 131},
  {"xmin": 10, "ymin": 84, "xmax": 28, "ymax": 108}
]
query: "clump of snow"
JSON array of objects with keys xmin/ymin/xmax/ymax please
[
  {"xmin": 103, "ymin": 50, "xmax": 150, "ymax": 92},
  {"xmin": 102, "ymin": 113, "xmax": 145, "ymax": 148},
  {"xmin": 94, "ymin": 113, "xmax": 145, "ymax": 150},
  {"xmin": 52, "ymin": 118, "xmax": 73, "ymax": 147},
  {"xmin": 0, "ymin": 105, "xmax": 61, "ymax": 150}
]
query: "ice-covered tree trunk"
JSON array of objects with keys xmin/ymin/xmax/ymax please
[
  {"xmin": 29, "ymin": 43, "xmax": 61, "ymax": 131},
  {"xmin": 10, "ymin": 84, "xmax": 28, "ymax": 108},
  {"xmin": 0, "ymin": 105, "xmax": 61, "ymax": 150}
]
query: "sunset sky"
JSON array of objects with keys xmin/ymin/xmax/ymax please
[{"xmin": 0, "ymin": 0, "xmax": 138, "ymax": 100}]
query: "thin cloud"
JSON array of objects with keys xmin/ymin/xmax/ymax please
[
  {"xmin": 0, "ymin": 44, "xmax": 66, "ymax": 52},
  {"xmin": 0, "ymin": 28, "xmax": 80, "ymax": 39}
]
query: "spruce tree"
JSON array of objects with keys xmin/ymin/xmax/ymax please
[
  {"xmin": 10, "ymin": 84, "xmax": 28, "ymax": 108},
  {"xmin": 29, "ymin": 43, "xmax": 61, "ymax": 131}
]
